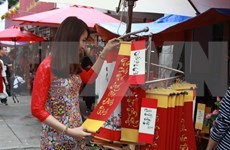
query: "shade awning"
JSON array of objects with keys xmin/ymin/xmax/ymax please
[
  {"xmin": 95, "ymin": 14, "xmax": 191, "ymax": 41},
  {"xmin": 95, "ymin": 8, "xmax": 230, "ymax": 46},
  {"xmin": 153, "ymin": 8, "xmax": 230, "ymax": 45}
]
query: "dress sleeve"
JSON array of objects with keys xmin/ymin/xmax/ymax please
[
  {"xmin": 80, "ymin": 68, "xmax": 98, "ymax": 84},
  {"xmin": 31, "ymin": 57, "xmax": 51, "ymax": 122},
  {"xmin": 210, "ymin": 87, "xmax": 230, "ymax": 142}
]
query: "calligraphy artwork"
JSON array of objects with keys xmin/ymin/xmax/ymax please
[
  {"xmin": 82, "ymin": 41, "xmax": 132, "ymax": 133},
  {"xmin": 138, "ymin": 98, "xmax": 158, "ymax": 144},
  {"xmin": 121, "ymin": 86, "xmax": 145, "ymax": 143},
  {"xmin": 129, "ymin": 40, "xmax": 146, "ymax": 85}
]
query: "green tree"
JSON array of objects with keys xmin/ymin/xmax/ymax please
[{"xmin": 8, "ymin": 0, "xmax": 19, "ymax": 8}]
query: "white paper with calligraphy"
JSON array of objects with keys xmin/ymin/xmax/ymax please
[
  {"xmin": 95, "ymin": 62, "xmax": 115, "ymax": 102},
  {"xmin": 139, "ymin": 108, "xmax": 156, "ymax": 133},
  {"xmin": 95, "ymin": 61, "xmax": 121, "ymax": 141},
  {"xmin": 129, "ymin": 40, "xmax": 146, "ymax": 85},
  {"xmin": 138, "ymin": 98, "xmax": 158, "ymax": 144}
]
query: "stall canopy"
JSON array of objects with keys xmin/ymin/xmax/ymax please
[
  {"xmin": 156, "ymin": 8, "xmax": 230, "ymax": 35},
  {"xmin": 153, "ymin": 8, "xmax": 230, "ymax": 46},
  {"xmin": 13, "ymin": 5, "xmax": 120, "ymax": 28},
  {"xmin": 95, "ymin": 8, "xmax": 230, "ymax": 46},
  {"xmin": 95, "ymin": 14, "xmax": 192, "ymax": 41},
  {"xmin": 191, "ymin": 0, "xmax": 230, "ymax": 14}
]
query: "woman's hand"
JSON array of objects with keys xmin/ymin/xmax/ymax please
[
  {"xmin": 101, "ymin": 38, "xmax": 121, "ymax": 57},
  {"xmin": 66, "ymin": 126, "xmax": 91, "ymax": 138}
]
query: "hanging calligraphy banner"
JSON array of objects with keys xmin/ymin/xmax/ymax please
[
  {"xmin": 138, "ymin": 98, "xmax": 158, "ymax": 144},
  {"xmin": 174, "ymin": 92, "xmax": 185, "ymax": 149},
  {"xmin": 129, "ymin": 40, "xmax": 146, "ymax": 85},
  {"xmin": 83, "ymin": 41, "xmax": 148, "ymax": 133},
  {"xmin": 171, "ymin": 82, "xmax": 197, "ymax": 150},
  {"xmin": 120, "ymin": 86, "xmax": 145, "ymax": 143},
  {"xmin": 141, "ymin": 89, "xmax": 172, "ymax": 149}
]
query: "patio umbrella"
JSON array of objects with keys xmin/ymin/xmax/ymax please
[
  {"xmin": 12, "ymin": 6, "xmax": 121, "ymax": 28},
  {"xmin": 38, "ymin": 0, "xmax": 230, "ymax": 15},
  {"xmin": 0, "ymin": 26, "xmax": 45, "ymax": 42},
  {"xmin": 0, "ymin": 26, "xmax": 45, "ymax": 65},
  {"xmin": 38, "ymin": 0, "xmax": 230, "ymax": 32},
  {"xmin": 38, "ymin": 0, "xmax": 197, "ymax": 17}
]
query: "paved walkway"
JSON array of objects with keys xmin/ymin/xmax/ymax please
[
  {"xmin": 0, "ymin": 95, "xmax": 40, "ymax": 150},
  {"xmin": 0, "ymin": 95, "xmax": 89, "ymax": 150}
]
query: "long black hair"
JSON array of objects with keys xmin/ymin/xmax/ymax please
[{"xmin": 51, "ymin": 17, "xmax": 90, "ymax": 78}]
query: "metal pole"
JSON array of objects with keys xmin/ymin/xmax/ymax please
[
  {"xmin": 187, "ymin": 0, "xmax": 200, "ymax": 15},
  {"xmin": 126, "ymin": 0, "xmax": 137, "ymax": 33},
  {"xmin": 146, "ymin": 35, "xmax": 152, "ymax": 81}
]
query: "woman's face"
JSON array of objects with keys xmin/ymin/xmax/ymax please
[{"xmin": 79, "ymin": 30, "xmax": 88, "ymax": 53}]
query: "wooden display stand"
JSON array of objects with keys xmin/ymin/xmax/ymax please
[{"xmin": 92, "ymin": 137, "xmax": 142, "ymax": 150}]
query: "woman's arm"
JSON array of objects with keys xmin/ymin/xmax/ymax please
[
  {"xmin": 206, "ymin": 138, "xmax": 217, "ymax": 150},
  {"xmin": 92, "ymin": 38, "xmax": 120, "ymax": 74},
  {"xmin": 31, "ymin": 57, "xmax": 51, "ymax": 121},
  {"xmin": 80, "ymin": 38, "xmax": 120, "ymax": 84},
  {"xmin": 43, "ymin": 115, "xmax": 91, "ymax": 137}
]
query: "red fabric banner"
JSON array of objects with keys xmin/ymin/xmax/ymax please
[
  {"xmin": 89, "ymin": 55, "xmax": 130, "ymax": 121},
  {"xmin": 82, "ymin": 41, "xmax": 132, "ymax": 133},
  {"xmin": 180, "ymin": 89, "xmax": 196, "ymax": 150},
  {"xmin": 120, "ymin": 86, "xmax": 145, "ymax": 143},
  {"xmin": 138, "ymin": 98, "xmax": 158, "ymax": 144}
]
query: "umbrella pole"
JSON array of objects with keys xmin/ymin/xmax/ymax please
[
  {"xmin": 13, "ymin": 41, "xmax": 16, "ymax": 71},
  {"xmin": 126, "ymin": 0, "xmax": 137, "ymax": 34}
]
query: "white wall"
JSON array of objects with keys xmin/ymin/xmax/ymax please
[{"xmin": 0, "ymin": 0, "xmax": 8, "ymax": 31}]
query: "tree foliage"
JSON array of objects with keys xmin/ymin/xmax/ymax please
[
  {"xmin": 8, "ymin": 0, "xmax": 19, "ymax": 8},
  {"xmin": 0, "ymin": 0, "xmax": 19, "ymax": 8}
]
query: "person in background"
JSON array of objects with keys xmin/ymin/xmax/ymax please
[
  {"xmin": 0, "ymin": 47, "xmax": 12, "ymax": 96},
  {"xmin": 19, "ymin": 49, "xmax": 30, "ymax": 91},
  {"xmin": 0, "ymin": 53, "xmax": 8, "ymax": 105},
  {"xmin": 206, "ymin": 87, "xmax": 230, "ymax": 150},
  {"xmin": 31, "ymin": 17, "xmax": 120, "ymax": 149}
]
